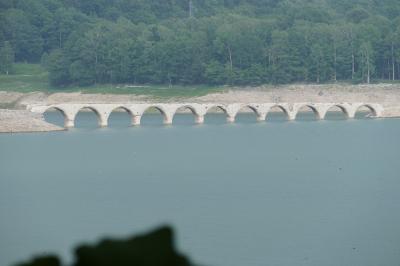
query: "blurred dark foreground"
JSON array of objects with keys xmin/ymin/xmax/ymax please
[{"xmin": 16, "ymin": 226, "xmax": 193, "ymax": 266}]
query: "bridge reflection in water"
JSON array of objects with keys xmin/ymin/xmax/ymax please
[{"xmin": 29, "ymin": 102, "xmax": 384, "ymax": 128}]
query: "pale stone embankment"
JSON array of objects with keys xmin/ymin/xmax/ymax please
[{"xmin": 1, "ymin": 84, "xmax": 400, "ymax": 133}]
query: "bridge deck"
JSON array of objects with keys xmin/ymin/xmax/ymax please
[{"xmin": 27, "ymin": 102, "xmax": 384, "ymax": 128}]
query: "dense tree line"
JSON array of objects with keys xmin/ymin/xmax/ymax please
[{"xmin": 1, "ymin": 0, "xmax": 400, "ymax": 86}]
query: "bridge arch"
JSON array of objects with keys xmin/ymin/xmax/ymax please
[
  {"xmin": 325, "ymin": 104, "xmax": 350, "ymax": 119},
  {"xmin": 242, "ymin": 104, "xmax": 259, "ymax": 114},
  {"xmin": 74, "ymin": 106, "xmax": 103, "ymax": 127},
  {"xmin": 355, "ymin": 104, "xmax": 378, "ymax": 118},
  {"xmin": 266, "ymin": 105, "xmax": 290, "ymax": 121},
  {"xmin": 206, "ymin": 105, "xmax": 228, "ymax": 114},
  {"xmin": 173, "ymin": 105, "xmax": 200, "ymax": 125},
  {"xmin": 43, "ymin": 106, "xmax": 69, "ymax": 127},
  {"xmin": 142, "ymin": 105, "xmax": 168, "ymax": 115},
  {"xmin": 107, "ymin": 106, "xmax": 134, "ymax": 126},
  {"xmin": 235, "ymin": 104, "xmax": 259, "ymax": 123},
  {"xmin": 204, "ymin": 105, "xmax": 229, "ymax": 124},
  {"xmin": 141, "ymin": 105, "xmax": 171, "ymax": 125},
  {"xmin": 295, "ymin": 105, "xmax": 320, "ymax": 120}
]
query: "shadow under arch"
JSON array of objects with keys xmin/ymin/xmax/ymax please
[
  {"xmin": 266, "ymin": 105, "xmax": 290, "ymax": 122},
  {"xmin": 43, "ymin": 106, "xmax": 68, "ymax": 127},
  {"xmin": 43, "ymin": 107, "xmax": 68, "ymax": 127},
  {"xmin": 235, "ymin": 105, "xmax": 259, "ymax": 123},
  {"xmin": 295, "ymin": 105, "xmax": 319, "ymax": 121},
  {"xmin": 324, "ymin": 105, "xmax": 349, "ymax": 120},
  {"xmin": 108, "ymin": 106, "xmax": 134, "ymax": 127},
  {"xmin": 204, "ymin": 105, "xmax": 228, "ymax": 124},
  {"xmin": 173, "ymin": 105, "xmax": 198, "ymax": 125},
  {"xmin": 355, "ymin": 104, "xmax": 377, "ymax": 119},
  {"xmin": 74, "ymin": 106, "xmax": 102, "ymax": 128},
  {"xmin": 141, "ymin": 105, "xmax": 168, "ymax": 126}
]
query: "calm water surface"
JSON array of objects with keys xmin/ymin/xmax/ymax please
[{"xmin": 1, "ymin": 112, "xmax": 400, "ymax": 266}]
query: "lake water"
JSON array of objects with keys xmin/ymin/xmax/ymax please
[{"xmin": 1, "ymin": 111, "xmax": 400, "ymax": 266}]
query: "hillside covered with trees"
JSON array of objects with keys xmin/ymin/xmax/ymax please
[{"xmin": 1, "ymin": 0, "xmax": 400, "ymax": 87}]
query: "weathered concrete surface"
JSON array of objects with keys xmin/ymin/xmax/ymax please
[
  {"xmin": 2, "ymin": 84, "xmax": 399, "ymax": 132},
  {"xmin": 0, "ymin": 109, "xmax": 64, "ymax": 133},
  {"xmin": 2, "ymin": 84, "xmax": 400, "ymax": 116},
  {"xmin": 28, "ymin": 102, "xmax": 384, "ymax": 128}
]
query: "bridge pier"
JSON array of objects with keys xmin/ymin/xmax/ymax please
[
  {"xmin": 287, "ymin": 112, "xmax": 297, "ymax": 121},
  {"xmin": 65, "ymin": 119, "xmax": 75, "ymax": 128},
  {"xmin": 344, "ymin": 105, "xmax": 357, "ymax": 119},
  {"xmin": 163, "ymin": 114, "xmax": 173, "ymax": 125},
  {"xmin": 195, "ymin": 115, "xmax": 205, "ymax": 124},
  {"xmin": 313, "ymin": 104, "xmax": 333, "ymax": 120},
  {"xmin": 132, "ymin": 115, "xmax": 142, "ymax": 126},
  {"xmin": 227, "ymin": 115, "xmax": 235, "ymax": 123},
  {"xmin": 99, "ymin": 118, "xmax": 108, "ymax": 127},
  {"xmin": 256, "ymin": 112, "xmax": 267, "ymax": 122},
  {"xmin": 347, "ymin": 112, "xmax": 356, "ymax": 119}
]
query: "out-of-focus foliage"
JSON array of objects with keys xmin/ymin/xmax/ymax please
[
  {"xmin": 15, "ymin": 226, "xmax": 192, "ymax": 266},
  {"xmin": 1, "ymin": 0, "xmax": 400, "ymax": 86}
]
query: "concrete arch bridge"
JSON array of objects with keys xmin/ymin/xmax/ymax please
[{"xmin": 27, "ymin": 102, "xmax": 384, "ymax": 128}]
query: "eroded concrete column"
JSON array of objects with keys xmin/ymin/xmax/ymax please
[
  {"xmin": 253, "ymin": 104, "xmax": 274, "ymax": 122},
  {"xmin": 314, "ymin": 104, "xmax": 333, "ymax": 120},
  {"xmin": 225, "ymin": 104, "xmax": 242, "ymax": 123},
  {"xmin": 256, "ymin": 112, "xmax": 267, "ymax": 122},
  {"xmin": 195, "ymin": 115, "xmax": 205, "ymax": 124},
  {"xmin": 64, "ymin": 119, "xmax": 75, "ymax": 128},
  {"xmin": 346, "ymin": 107, "xmax": 357, "ymax": 119},
  {"xmin": 286, "ymin": 103, "xmax": 297, "ymax": 121},
  {"xmin": 99, "ymin": 116, "xmax": 108, "ymax": 127},
  {"xmin": 194, "ymin": 106, "xmax": 208, "ymax": 125},
  {"xmin": 94, "ymin": 107, "xmax": 114, "ymax": 128},
  {"xmin": 163, "ymin": 113, "xmax": 173, "ymax": 125},
  {"xmin": 317, "ymin": 111, "xmax": 327, "ymax": 120},
  {"xmin": 132, "ymin": 115, "xmax": 142, "ymax": 126},
  {"xmin": 372, "ymin": 104, "xmax": 384, "ymax": 117},
  {"xmin": 287, "ymin": 112, "xmax": 297, "ymax": 121},
  {"xmin": 227, "ymin": 115, "xmax": 236, "ymax": 123},
  {"xmin": 63, "ymin": 110, "xmax": 78, "ymax": 128}
]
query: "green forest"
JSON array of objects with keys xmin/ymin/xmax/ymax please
[{"xmin": 1, "ymin": 0, "xmax": 400, "ymax": 87}]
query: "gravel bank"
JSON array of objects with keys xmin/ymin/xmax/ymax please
[{"xmin": 0, "ymin": 109, "xmax": 64, "ymax": 133}]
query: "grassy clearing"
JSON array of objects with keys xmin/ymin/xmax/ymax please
[
  {"xmin": 0, "ymin": 63, "xmax": 225, "ymax": 99},
  {"xmin": 0, "ymin": 63, "xmax": 50, "ymax": 93}
]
